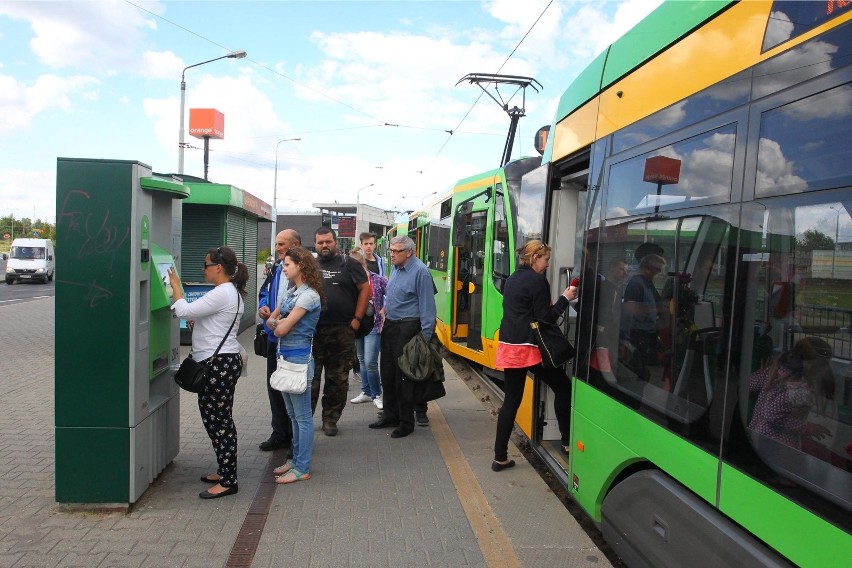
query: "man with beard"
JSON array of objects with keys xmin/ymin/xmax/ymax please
[{"xmin": 311, "ymin": 227, "xmax": 370, "ymax": 436}]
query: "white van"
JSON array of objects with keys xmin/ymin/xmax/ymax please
[{"xmin": 5, "ymin": 238, "xmax": 55, "ymax": 284}]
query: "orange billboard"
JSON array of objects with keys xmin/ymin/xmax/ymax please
[{"xmin": 189, "ymin": 108, "xmax": 225, "ymax": 139}]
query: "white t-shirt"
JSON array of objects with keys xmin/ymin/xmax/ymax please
[{"xmin": 171, "ymin": 282, "xmax": 244, "ymax": 361}]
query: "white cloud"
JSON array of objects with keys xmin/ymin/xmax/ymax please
[
  {"xmin": 756, "ymin": 137, "xmax": 807, "ymax": 194},
  {"xmin": 0, "ymin": 72, "xmax": 99, "ymax": 133},
  {"xmin": 140, "ymin": 50, "xmax": 184, "ymax": 80},
  {"xmin": 0, "ymin": 1, "xmax": 171, "ymax": 75},
  {"xmin": 0, "ymin": 168, "xmax": 55, "ymax": 222}
]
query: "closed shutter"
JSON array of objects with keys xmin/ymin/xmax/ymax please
[
  {"xmin": 182, "ymin": 205, "xmax": 224, "ymax": 282},
  {"xmin": 225, "ymin": 207, "xmax": 257, "ymax": 332},
  {"xmin": 243, "ymin": 214, "xmax": 259, "ymax": 329}
]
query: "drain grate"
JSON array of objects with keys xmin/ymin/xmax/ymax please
[{"xmin": 223, "ymin": 449, "xmax": 285, "ymax": 568}]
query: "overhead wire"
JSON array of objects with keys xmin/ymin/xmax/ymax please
[
  {"xmin": 125, "ymin": 0, "xmax": 552, "ymax": 198},
  {"xmin": 424, "ymin": 0, "xmax": 554, "ymax": 171}
]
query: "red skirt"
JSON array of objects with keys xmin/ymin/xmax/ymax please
[{"xmin": 496, "ymin": 341, "xmax": 541, "ymax": 369}]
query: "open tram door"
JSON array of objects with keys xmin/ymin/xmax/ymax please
[{"xmin": 451, "ymin": 201, "xmax": 487, "ymax": 351}]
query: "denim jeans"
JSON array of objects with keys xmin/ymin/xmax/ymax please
[
  {"xmin": 281, "ymin": 355, "xmax": 315, "ymax": 473},
  {"xmin": 355, "ymin": 329, "xmax": 382, "ymax": 398}
]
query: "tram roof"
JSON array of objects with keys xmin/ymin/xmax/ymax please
[{"xmin": 551, "ymin": 0, "xmax": 734, "ymax": 126}]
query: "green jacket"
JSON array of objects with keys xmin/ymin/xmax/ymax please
[{"xmin": 398, "ymin": 332, "xmax": 445, "ymax": 383}]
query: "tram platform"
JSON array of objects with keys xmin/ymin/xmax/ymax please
[{"xmin": 0, "ymin": 297, "xmax": 611, "ymax": 568}]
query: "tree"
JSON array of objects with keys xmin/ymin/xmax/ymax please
[{"xmin": 797, "ymin": 229, "xmax": 834, "ymax": 252}]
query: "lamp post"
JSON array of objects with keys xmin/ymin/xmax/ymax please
[
  {"xmin": 271, "ymin": 137, "xmax": 302, "ymax": 250},
  {"xmin": 420, "ymin": 191, "xmax": 438, "ymax": 205},
  {"xmin": 830, "ymin": 205, "xmax": 842, "ymax": 278},
  {"xmin": 178, "ymin": 50, "xmax": 247, "ymax": 175},
  {"xmin": 354, "ymin": 183, "xmax": 375, "ymax": 237}
]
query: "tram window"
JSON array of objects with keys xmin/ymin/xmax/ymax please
[
  {"xmin": 429, "ymin": 223, "xmax": 450, "ymax": 271},
  {"xmin": 762, "ymin": 0, "xmax": 852, "ymax": 52},
  {"xmin": 613, "ymin": 70, "xmax": 751, "ymax": 155},
  {"xmin": 730, "ymin": 195, "xmax": 852, "ymax": 521},
  {"xmin": 513, "ymin": 164, "xmax": 547, "ymax": 246},
  {"xmin": 755, "ymin": 83, "xmax": 852, "ymax": 197},
  {"xmin": 581, "ymin": 211, "xmax": 737, "ymax": 450},
  {"xmin": 493, "ymin": 188, "xmax": 511, "ymax": 292},
  {"xmin": 605, "ymin": 123, "xmax": 736, "ymax": 219}
]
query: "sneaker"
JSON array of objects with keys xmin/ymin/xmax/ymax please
[
  {"xmin": 350, "ymin": 392, "xmax": 372, "ymax": 404},
  {"xmin": 373, "ymin": 395, "xmax": 383, "ymax": 410}
]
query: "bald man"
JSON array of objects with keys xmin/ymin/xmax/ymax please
[{"xmin": 257, "ymin": 228, "xmax": 301, "ymax": 451}]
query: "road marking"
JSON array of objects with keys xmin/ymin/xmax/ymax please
[{"xmin": 430, "ymin": 401, "xmax": 522, "ymax": 568}]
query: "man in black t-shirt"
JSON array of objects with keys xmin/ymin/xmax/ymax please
[{"xmin": 311, "ymin": 227, "xmax": 371, "ymax": 436}]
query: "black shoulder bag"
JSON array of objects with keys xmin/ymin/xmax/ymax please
[
  {"xmin": 175, "ymin": 295, "xmax": 241, "ymax": 393},
  {"xmin": 530, "ymin": 318, "xmax": 575, "ymax": 369}
]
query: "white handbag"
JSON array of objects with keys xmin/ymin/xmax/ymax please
[{"xmin": 270, "ymin": 356, "xmax": 309, "ymax": 394}]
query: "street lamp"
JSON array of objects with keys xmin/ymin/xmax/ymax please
[
  {"xmin": 271, "ymin": 137, "xmax": 302, "ymax": 250},
  {"xmin": 830, "ymin": 205, "xmax": 842, "ymax": 278},
  {"xmin": 354, "ymin": 184, "xmax": 375, "ymax": 238},
  {"xmin": 178, "ymin": 50, "xmax": 247, "ymax": 175},
  {"xmin": 420, "ymin": 191, "xmax": 438, "ymax": 205}
]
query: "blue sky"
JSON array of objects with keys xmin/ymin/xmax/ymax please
[{"xmin": 0, "ymin": 0, "xmax": 662, "ymax": 222}]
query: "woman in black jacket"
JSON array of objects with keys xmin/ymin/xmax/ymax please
[{"xmin": 492, "ymin": 240, "xmax": 577, "ymax": 471}]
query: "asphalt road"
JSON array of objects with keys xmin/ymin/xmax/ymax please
[{"xmin": 0, "ymin": 259, "xmax": 55, "ymax": 305}]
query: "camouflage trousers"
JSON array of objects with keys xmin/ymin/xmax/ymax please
[{"xmin": 311, "ymin": 323, "xmax": 357, "ymax": 423}]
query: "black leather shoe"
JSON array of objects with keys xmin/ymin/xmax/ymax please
[
  {"xmin": 390, "ymin": 427, "xmax": 414, "ymax": 438},
  {"xmin": 199, "ymin": 485, "xmax": 239, "ymax": 499},
  {"xmin": 258, "ymin": 438, "xmax": 289, "ymax": 451},
  {"xmin": 416, "ymin": 412, "xmax": 430, "ymax": 426},
  {"xmin": 491, "ymin": 460, "xmax": 516, "ymax": 472},
  {"xmin": 369, "ymin": 418, "xmax": 399, "ymax": 429}
]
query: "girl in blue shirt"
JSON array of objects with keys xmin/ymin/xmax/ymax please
[{"xmin": 267, "ymin": 247, "xmax": 325, "ymax": 483}]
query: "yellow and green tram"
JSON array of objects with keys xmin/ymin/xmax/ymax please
[
  {"xmin": 376, "ymin": 221, "xmax": 408, "ymax": 268},
  {"xmin": 411, "ymin": 1, "xmax": 852, "ymax": 565},
  {"xmin": 408, "ymin": 157, "xmax": 543, "ymax": 369}
]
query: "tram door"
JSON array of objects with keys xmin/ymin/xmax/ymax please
[{"xmin": 452, "ymin": 208, "xmax": 487, "ymax": 351}]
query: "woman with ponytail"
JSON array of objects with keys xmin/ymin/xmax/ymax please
[{"xmin": 169, "ymin": 246, "xmax": 247, "ymax": 499}]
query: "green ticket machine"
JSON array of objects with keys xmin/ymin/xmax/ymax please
[{"xmin": 55, "ymin": 158, "xmax": 188, "ymax": 504}]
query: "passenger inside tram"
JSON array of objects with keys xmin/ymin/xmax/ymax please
[{"xmin": 748, "ymin": 336, "xmax": 834, "ymax": 451}]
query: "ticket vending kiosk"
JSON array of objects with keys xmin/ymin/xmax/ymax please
[{"xmin": 55, "ymin": 158, "xmax": 188, "ymax": 504}]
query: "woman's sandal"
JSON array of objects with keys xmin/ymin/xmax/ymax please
[
  {"xmin": 275, "ymin": 468, "xmax": 311, "ymax": 484},
  {"xmin": 273, "ymin": 460, "xmax": 294, "ymax": 477}
]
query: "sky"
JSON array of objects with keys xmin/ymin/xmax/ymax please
[{"xmin": 0, "ymin": 0, "xmax": 664, "ymax": 223}]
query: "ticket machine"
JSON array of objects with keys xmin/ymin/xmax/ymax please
[{"xmin": 55, "ymin": 158, "xmax": 188, "ymax": 504}]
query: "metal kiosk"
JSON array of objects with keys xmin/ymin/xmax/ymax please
[{"xmin": 55, "ymin": 158, "xmax": 187, "ymax": 505}]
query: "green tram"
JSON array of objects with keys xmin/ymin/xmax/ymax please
[
  {"xmin": 408, "ymin": 157, "xmax": 543, "ymax": 370},
  {"xmin": 408, "ymin": 1, "xmax": 852, "ymax": 565},
  {"xmin": 376, "ymin": 221, "xmax": 408, "ymax": 268}
]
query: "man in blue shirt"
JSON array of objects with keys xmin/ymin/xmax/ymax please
[
  {"xmin": 257, "ymin": 229, "xmax": 301, "ymax": 451},
  {"xmin": 369, "ymin": 235, "xmax": 437, "ymax": 438}
]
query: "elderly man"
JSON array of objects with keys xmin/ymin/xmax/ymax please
[
  {"xmin": 257, "ymin": 228, "xmax": 301, "ymax": 451},
  {"xmin": 369, "ymin": 235, "xmax": 437, "ymax": 438}
]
